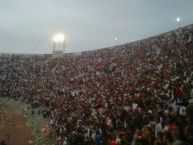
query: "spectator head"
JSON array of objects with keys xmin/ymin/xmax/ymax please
[
  {"xmin": 184, "ymin": 126, "xmax": 193, "ymax": 139},
  {"xmin": 171, "ymin": 126, "xmax": 180, "ymax": 140},
  {"xmin": 154, "ymin": 139, "xmax": 162, "ymax": 145},
  {"xmin": 163, "ymin": 132, "xmax": 173, "ymax": 145}
]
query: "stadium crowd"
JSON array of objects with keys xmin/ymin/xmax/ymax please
[{"xmin": 1, "ymin": 25, "xmax": 193, "ymax": 145}]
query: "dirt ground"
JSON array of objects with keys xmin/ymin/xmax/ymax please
[{"xmin": 0, "ymin": 107, "xmax": 32, "ymax": 145}]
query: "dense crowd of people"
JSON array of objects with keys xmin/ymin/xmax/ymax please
[{"xmin": 1, "ymin": 25, "xmax": 193, "ymax": 145}]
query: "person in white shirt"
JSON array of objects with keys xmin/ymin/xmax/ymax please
[{"xmin": 155, "ymin": 117, "xmax": 162, "ymax": 138}]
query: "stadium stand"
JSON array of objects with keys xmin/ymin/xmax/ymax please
[{"xmin": 1, "ymin": 25, "xmax": 193, "ymax": 145}]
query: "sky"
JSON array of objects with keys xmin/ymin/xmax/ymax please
[{"xmin": 0, "ymin": 0, "xmax": 193, "ymax": 54}]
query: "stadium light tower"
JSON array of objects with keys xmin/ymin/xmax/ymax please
[
  {"xmin": 53, "ymin": 33, "xmax": 65, "ymax": 43},
  {"xmin": 52, "ymin": 33, "xmax": 66, "ymax": 58},
  {"xmin": 114, "ymin": 37, "xmax": 118, "ymax": 46},
  {"xmin": 176, "ymin": 17, "xmax": 181, "ymax": 29}
]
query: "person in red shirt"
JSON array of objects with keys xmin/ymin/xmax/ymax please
[{"xmin": 108, "ymin": 137, "xmax": 117, "ymax": 145}]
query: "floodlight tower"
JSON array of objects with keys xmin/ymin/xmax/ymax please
[
  {"xmin": 114, "ymin": 37, "xmax": 118, "ymax": 46},
  {"xmin": 52, "ymin": 33, "xmax": 65, "ymax": 58},
  {"xmin": 176, "ymin": 17, "xmax": 181, "ymax": 29}
]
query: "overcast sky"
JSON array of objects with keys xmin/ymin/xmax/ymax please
[{"xmin": 0, "ymin": 0, "xmax": 193, "ymax": 54}]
